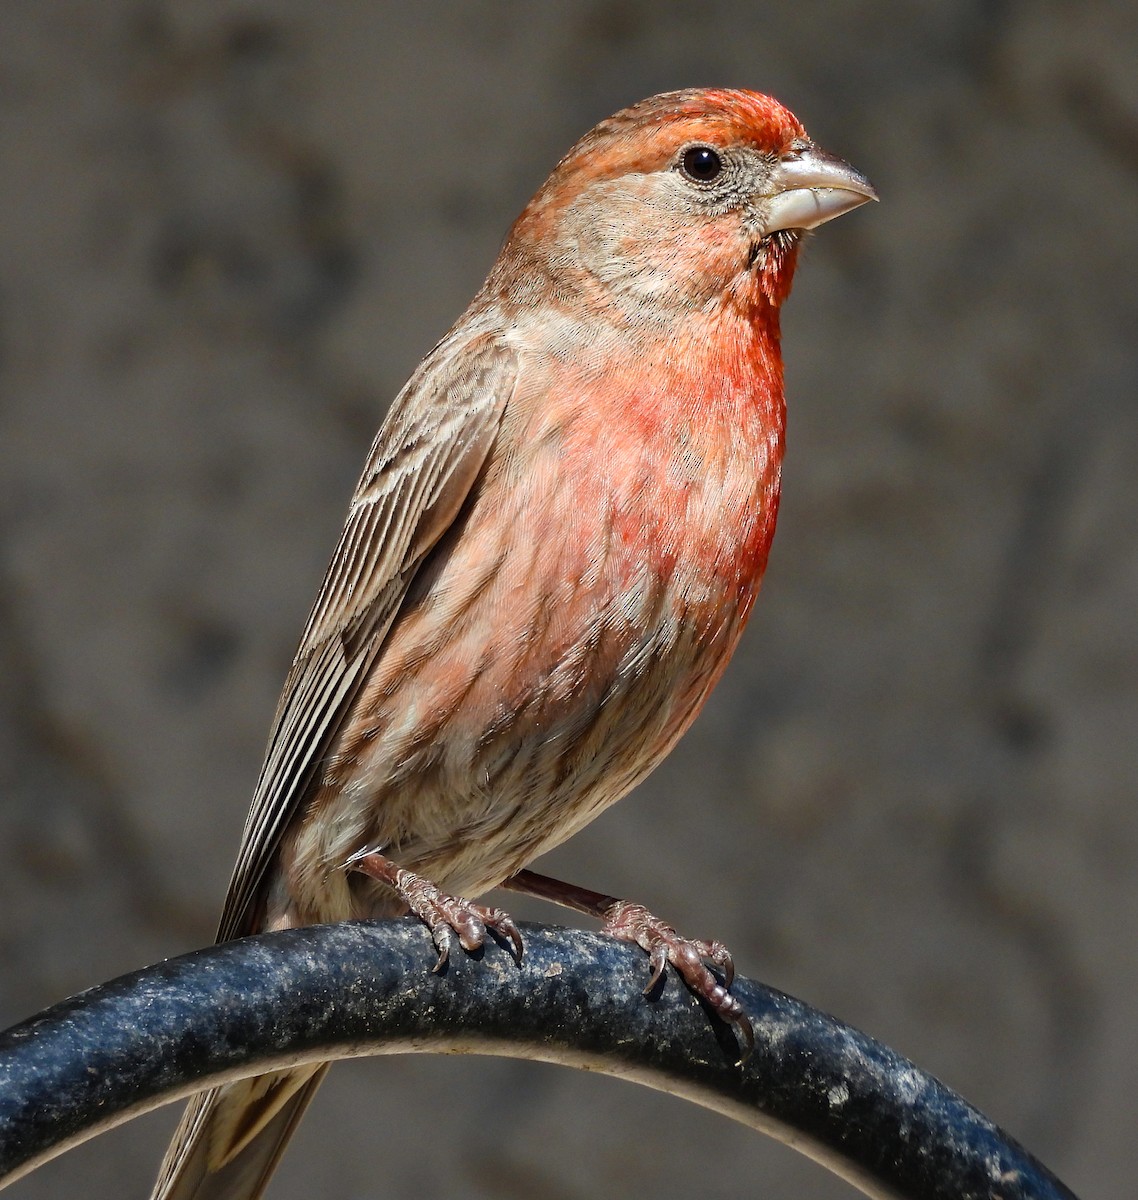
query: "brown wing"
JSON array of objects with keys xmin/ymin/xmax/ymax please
[{"xmin": 216, "ymin": 327, "xmax": 518, "ymax": 942}]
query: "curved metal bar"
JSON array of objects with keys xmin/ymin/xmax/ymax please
[{"xmin": 0, "ymin": 921, "xmax": 1078, "ymax": 1199}]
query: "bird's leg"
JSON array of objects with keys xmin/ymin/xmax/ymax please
[
  {"xmin": 502, "ymin": 868, "xmax": 753, "ymax": 1060},
  {"xmin": 350, "ymin": 851, "xmax": 523, "ymax": 968}
]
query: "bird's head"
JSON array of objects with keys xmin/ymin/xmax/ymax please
[{"xmin": 497, "ymin": 89, "xmax": 876, "ymax": 318}]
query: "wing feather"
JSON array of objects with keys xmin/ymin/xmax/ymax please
[{"xmin": 216, "ymin": 328, "xmax": 518, "ymax": 942}]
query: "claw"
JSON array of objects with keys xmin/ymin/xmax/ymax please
[
  {"xmin": 487, "ymin": 911, "xmax": 524, "ymax": 964},
  {"xmin": 351, "ymin": 852, "xmax": 524, "ymax": 969},
  {"xmin": 600, "ymin": 900, "xmax": 751, "ymax": 1062},
  {"xmin": 707, "ymin": 941, "xmax": 734, "ymax": 989},
  {"xmin": 464, "ymin": 903, "xmax": 524, "ymax": 964},
  {"xmin": 700, "ymin": 975, "xmax": 754, "ymax": 1064},
  {"xmin": 644, "ymin": 941, "xmax": 669, "ymax": 994},
  {"xmin": 431, "ymin": 927, "xmax": 453, "ymax": 971}
]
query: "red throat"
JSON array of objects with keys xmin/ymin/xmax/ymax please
[{"xmin": 760, "ymin": 231, "xmax": 802, "ymax": 309}]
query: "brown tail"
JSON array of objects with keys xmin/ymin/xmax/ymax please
[{"xmin": 150, "ymin": 1065, "xmax": 329, "ymax": 1200}]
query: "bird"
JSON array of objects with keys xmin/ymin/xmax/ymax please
[{"xmin": 151, "ymin": 87, "xmax": 876, "ymax": 1200}]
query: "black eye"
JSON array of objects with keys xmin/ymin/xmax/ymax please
[{"xmin": 680, "ymin": 145, "xmax": 723, "ymax": 183}]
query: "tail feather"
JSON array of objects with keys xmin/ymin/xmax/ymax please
[{"xmin": 150, "ymin": 1066, "xmax": 329, "ymax": 1200}]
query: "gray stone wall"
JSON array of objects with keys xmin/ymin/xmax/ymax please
[{"xmin": 2, "ymin": 3, "xmax": 1135, "ymax": 1197}]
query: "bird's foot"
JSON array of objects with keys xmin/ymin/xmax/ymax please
[
  {"xmin": 501, "ymin": 870, "xmax": 753, "ymax": 1062},
  {"xmin": 601, "ymin": 900, "xmax": 753, "ymax": 1063},
  {"xmin": 351, "ymin": 852, "xmax": 523, "ymax": 969}
]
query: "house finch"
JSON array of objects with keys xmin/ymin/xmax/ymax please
[{"xmin": 153, "ymin": 88, "xmax": 875, "ymax": 1200}]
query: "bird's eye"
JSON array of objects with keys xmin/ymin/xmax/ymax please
[{"xmin": 680, "ymin": 145, "xmax": 723, "ymax": 183}]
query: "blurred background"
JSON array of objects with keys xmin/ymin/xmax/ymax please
[{"xmin": 2, "ymin": 3, "xmax": 1135, "ymax": 1197}]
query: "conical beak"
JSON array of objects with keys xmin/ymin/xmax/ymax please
[{"xmin": 763, "ymin": 145, "xmax": 878, "ymax": 233}]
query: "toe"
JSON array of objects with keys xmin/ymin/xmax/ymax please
[{"xmin": 486, "ymin": 910, "xmax": 524, "ymax": 964}]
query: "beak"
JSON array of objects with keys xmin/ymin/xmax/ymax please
[{"xmin": 763, "ymin": 145, "xmax": 878, "ymax": 233}]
